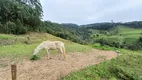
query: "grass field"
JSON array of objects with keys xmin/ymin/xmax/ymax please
[
  {"xmin": 0, "ymin": 32, "xmax": 92, "ymax": 58},
  {"xmin": 116, "ymin": 26, "xmax": 142, "ymax": 35},
  {"xmin": 0, "ymin": 31, "xmax": 142, "ymax": 80},
  {"xmin": 93, "ymin": 26, "xmax": 142, "ymax": 44}
]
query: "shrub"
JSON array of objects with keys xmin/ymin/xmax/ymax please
[
  {"xmin": 137, "ymin": 36, "xmax": 142, "ymax": 43},
  {"xmin": 30, "ymin": 55, "xmax": 40, "ymax": 60},
  {"xmin": 112, "ymin": 42, "xmax": 120, "ymax": 48},
  {"xmin": 96, "ymin": 34, "xmax": 99, "ymax": 37},
  {"xmin": 97, "ymin": 38, "xmax": 108, "ymax": 46}
]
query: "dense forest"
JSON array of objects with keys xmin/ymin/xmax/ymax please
[
  {"xmin": 0, "ymin": 0, "xmax": 42, "ymax": 34},
  {"xmin": 0, "ymin": 0, "xmax": 142, "ymax": 50}
]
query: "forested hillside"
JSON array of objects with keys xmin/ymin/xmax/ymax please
[
  {"xmin": 82, "ymin": 21, "xmax": 142, "ymax": 30},
  {"xmin": 0, "ymin": 0, "xmax": 42, "ymax": 34},
  {"xmin": 0, "ymin": 0, "xmax": 142, "ymax": 50},
  {"xmin": 0, "ymin": 0, "xmax": 90, "ymax": 44}
]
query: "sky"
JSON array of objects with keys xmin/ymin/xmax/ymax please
[{"xmin": 40, "ymin": 0, "xmax": 142, "ymax": 25}]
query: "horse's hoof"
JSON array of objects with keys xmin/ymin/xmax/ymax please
[{"xmin": 47, "ymin": 57, "xmax": 52, "ymax": 60}]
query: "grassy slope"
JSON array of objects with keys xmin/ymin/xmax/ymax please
[
  {"xmin": 95, "ymin": 26, "xmax": 142, "ymax": 44},
  {"xmin": 62, "ymin": 45, "xmax": 142, "ymax": 80},
  {"xmin": 62, "ymin": 26, "xmax": 142, "ymax": 80},
  {"xmin": 116, "ymin": 26, "xmax": 142, "ymax": 43},
  {"xmin": 0, "ymin": 32, "xmax": 92, "ymax": 58},
  {"xmin": 117, "ymin": 26, "xmax": 142, "ymax": 35}
]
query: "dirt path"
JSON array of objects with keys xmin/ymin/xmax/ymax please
[{"xmin": 0, "ymin": 49, "xmax": 117, "ymax": 80}]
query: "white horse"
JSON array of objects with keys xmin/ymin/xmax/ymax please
[{"xmin": 33, "ymin": 40, "xmax": 66, "ymax": 60}]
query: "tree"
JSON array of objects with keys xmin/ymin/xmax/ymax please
[{"xmin": 0, "ymin": 0, "xmax": 43, "ymax": 34}]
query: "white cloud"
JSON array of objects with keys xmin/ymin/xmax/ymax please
[{"xmin": 40, "ymin": 0, "xmax": 142, "ymax": 24}]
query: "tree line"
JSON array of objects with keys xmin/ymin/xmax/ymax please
[{"xmin": 82, "ymin": 21, "xmax": 142, "ymax": 30}]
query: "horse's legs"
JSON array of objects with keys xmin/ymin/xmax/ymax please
[
  {"xmin": 62, "ymin": 47, "xmax": 66, "ymax": 60},
  {"xmin": 59, "ymin": 48, "xmax": 65, "ymax": 60},
  {"xmin": 46, "ymin": 50, "xmax": 50, "ymax": 60},
  {"xmin": 58, "ymin": 50, "xmax": 61, "ymax": 60}
]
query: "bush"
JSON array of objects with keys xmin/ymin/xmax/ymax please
[
  {"xmin": 112, "ymin": 42, "xmax": 120, "ymax": 48},
  {"xmin": 97, "ymin": 38, "xmax": 108, "ymax": 46},
  {"xmin": 30, "ymin": 55, "xmax": 40, "ymax": 60},
  {"xmin": 96, "ymin": 34, "xmax": 99, "ymax": 37},
  {"xmin": 137, "ymin": 36, "xmax": 142, "ymax": 43},
  {"xmin": 96, "ymin": 38, "xmax": 121, "ymax": 48}
]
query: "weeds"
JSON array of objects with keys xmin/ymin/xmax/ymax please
[{"xmin": 30, "ymin": 55, "xmax": 40, "ymax": 60}]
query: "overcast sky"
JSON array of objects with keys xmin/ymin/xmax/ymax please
[{"xmin": 40, "ymin": 0, "xmax": 142, "ymax": 25}]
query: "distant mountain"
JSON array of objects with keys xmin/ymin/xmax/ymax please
[
  {"xmin": 61, "ymin": 23, "xmax": 79, "ymax": 28},
  {"xmin": 81, "ymin": 21, "xmax": 142, "ymax": 30}
]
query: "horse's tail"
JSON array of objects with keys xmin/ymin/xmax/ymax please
[{"xmin": 62, "ymin": 46, "xmax": 66, "ymax": 59}]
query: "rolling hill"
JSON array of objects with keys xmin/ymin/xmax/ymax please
[{"xmin": 0, "ymin": 32, "xmax": 92, "ymax": 58}]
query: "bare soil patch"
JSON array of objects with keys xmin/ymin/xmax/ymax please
[{"xmin": 0, "ymin": 49, "xmax": 117, "ymax": 80}]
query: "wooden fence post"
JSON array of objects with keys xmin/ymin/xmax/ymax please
[{"xmin": 11, "ymin": 64, "xmax": 17, "ymax": 80}]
